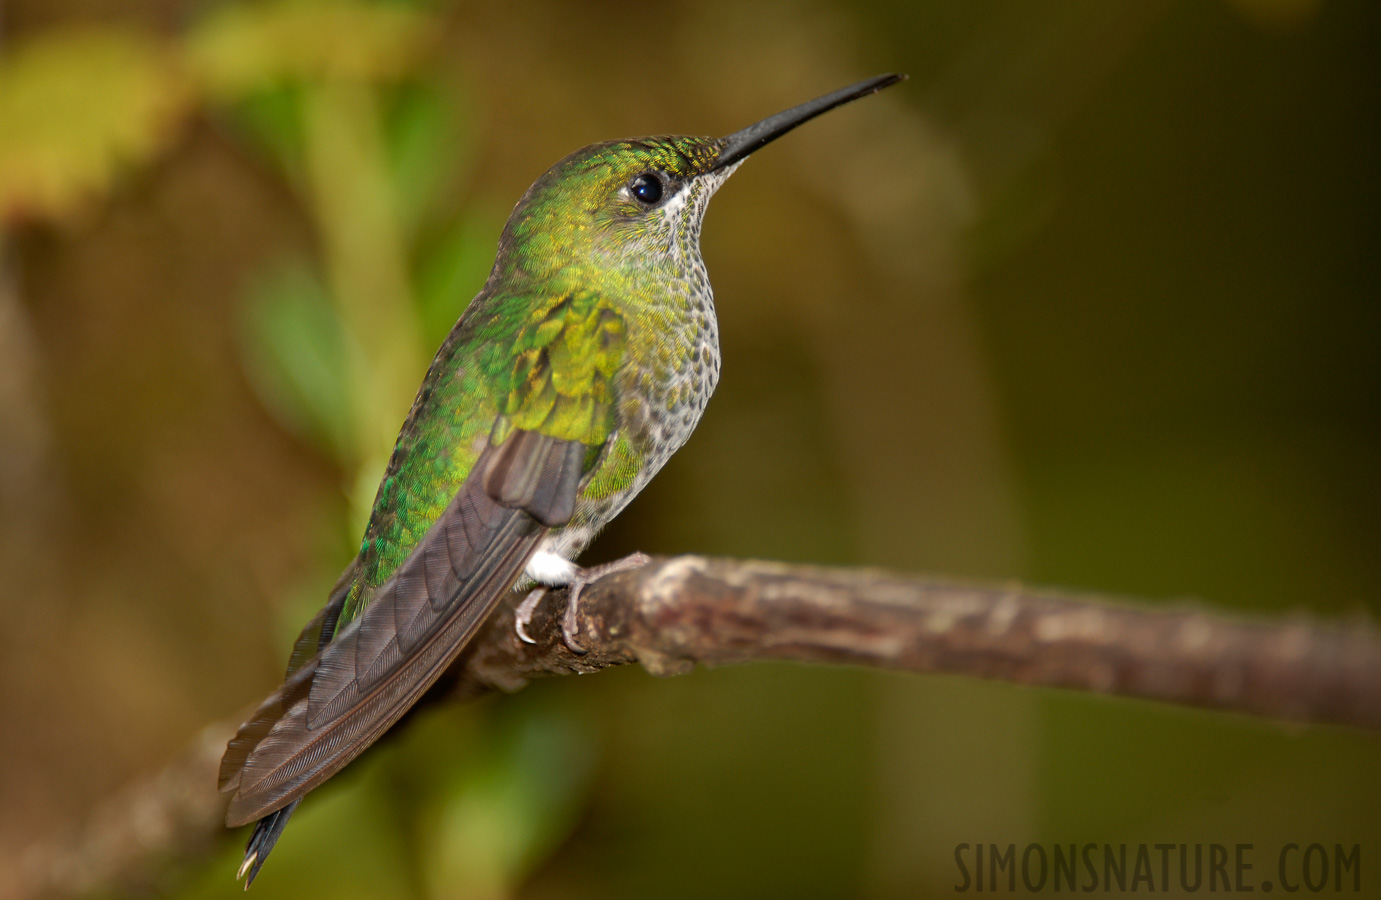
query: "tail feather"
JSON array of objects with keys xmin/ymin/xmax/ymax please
[{"xmin": 238, "ymin": 800, "xmax": 301, "ymax": 888}]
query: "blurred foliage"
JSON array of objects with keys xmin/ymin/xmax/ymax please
[
  {"xmin": 0, "ymin": 1, "xmax": 438, "ymax": 225},
  {"xmin": 0, "ymin": 28, "xmax": 189, "ymax": 222},
  {"xmin": 416, "ymin": 702, "xmax": 599, "ymax": 898},
  {"xmin": 186, "ymin": 0, "xmax": 434, "ymax": 96},
  {"xmin": 1, "ymin": 0, "xmax": 1379, "ymax": 898},
  {"xmin": 239, "ymin": 263, "xmax": 356, "ymax": 459}
]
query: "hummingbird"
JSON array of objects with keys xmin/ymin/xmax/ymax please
[{"xmin": 219, "ymin": 73, "xmax": 905, "ymax": 885}]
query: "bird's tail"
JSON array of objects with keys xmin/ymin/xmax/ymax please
[{"xmin": 237, "ymin": 800, "xmax": 301, "ymax": 888}]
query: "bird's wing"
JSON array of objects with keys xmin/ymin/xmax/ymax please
[
  {"xmin": 220, "ymin": 293, "xmax": 627, "ymax": 827},
  {"xmin": 498, "ymin": 290, "xmax": 627, "ymax": 448}
]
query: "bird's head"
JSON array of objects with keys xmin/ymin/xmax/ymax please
[{"xmin": 489, "ymin": 74, "xmax": 905, "ymax": 288}]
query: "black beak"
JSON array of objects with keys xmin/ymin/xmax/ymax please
[{"xmin": 711, "ymin": 73, "xmax": 907, "ymax": 172}]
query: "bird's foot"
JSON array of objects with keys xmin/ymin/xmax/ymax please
[
  {"xmin": 562, "ymin": 552, "xmax": 653, "ymax": 654},
  {"xmin": 514, "ymin": 587, "xmax": 547, "ymax": 645},
  {"xmin": 512, "ymin": 553, "xmax": 652, "ymax": 652}
]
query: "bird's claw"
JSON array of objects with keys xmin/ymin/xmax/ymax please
[
  {"xmin": 561, "ymin": 552, "xmax": 653, "ymax": 655},
  {"xmin": 561, "ymin": 592, "xmax": 588, "ymax": 655},
  {"xmin": 514, "ymin": 587, "xmax": 547, "ymax": 644}
]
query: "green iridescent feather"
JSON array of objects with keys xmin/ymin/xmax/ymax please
[{"xmin": 336, "ymin": 290, "xmax": 629, "ymax": 625}]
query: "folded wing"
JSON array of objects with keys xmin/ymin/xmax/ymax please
[{"xmin": 219, "ymin": 427, "xmax": 584, "ymax": 826}]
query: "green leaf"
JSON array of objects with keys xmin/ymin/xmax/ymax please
[
  {"xmin": 415, "ymin": 212, "xmax": 502, "ymax": 345},
  {"xmin": 188, "ymin": 0, "xmax": 436, "ymax": 99},
  {"xmin": 420, "ymin": 704, "xmax": 599, "ymax": 896},
  {"xmin": 0, "ymin": 28, "xmax": 191, "ymax": 223},
  {"xmin": 383, "ymin": 82, "xmax": 471, "ymax": 233},
  {"xmin": 239, "ymin": 263, "xmax": 357, "ymax": 462},
  {"xmin": 225, "ymin": 83, "xmax": 309, "ymax": 179}
]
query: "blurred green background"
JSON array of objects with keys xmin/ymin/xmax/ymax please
[{"xmin": 1, "ymin": 0, "xmax": 1378, "ymax": 897}]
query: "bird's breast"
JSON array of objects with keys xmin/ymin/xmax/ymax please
[{"xmin": 544, "ymin": 285, "xmax": 720, "ymax": 560}]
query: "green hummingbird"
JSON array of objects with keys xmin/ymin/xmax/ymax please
[{"xmin": 219, "ymin": 73, "xmax": 905, "ymax": 884}]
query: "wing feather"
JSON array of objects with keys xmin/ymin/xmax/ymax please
[
  {"xmin": 217, "ymin": 563, "xmax": 355, "ymax": 794},
  {"xmin": 220, "ymin": 427, "xmax": 578, "ymax": 827}
]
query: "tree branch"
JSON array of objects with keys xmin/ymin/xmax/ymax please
[
  {"xmin": 469, "ymin": 556, "xmax": 1381, "ymax": 728},
  {"xmin": 10, "ymin": 555, "xmax": 1380, "ymax": 899}
]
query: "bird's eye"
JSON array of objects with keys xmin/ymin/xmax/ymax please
[{"xmin": 630, "ymin": 172, "xmax": 664, "ymax": 205}]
